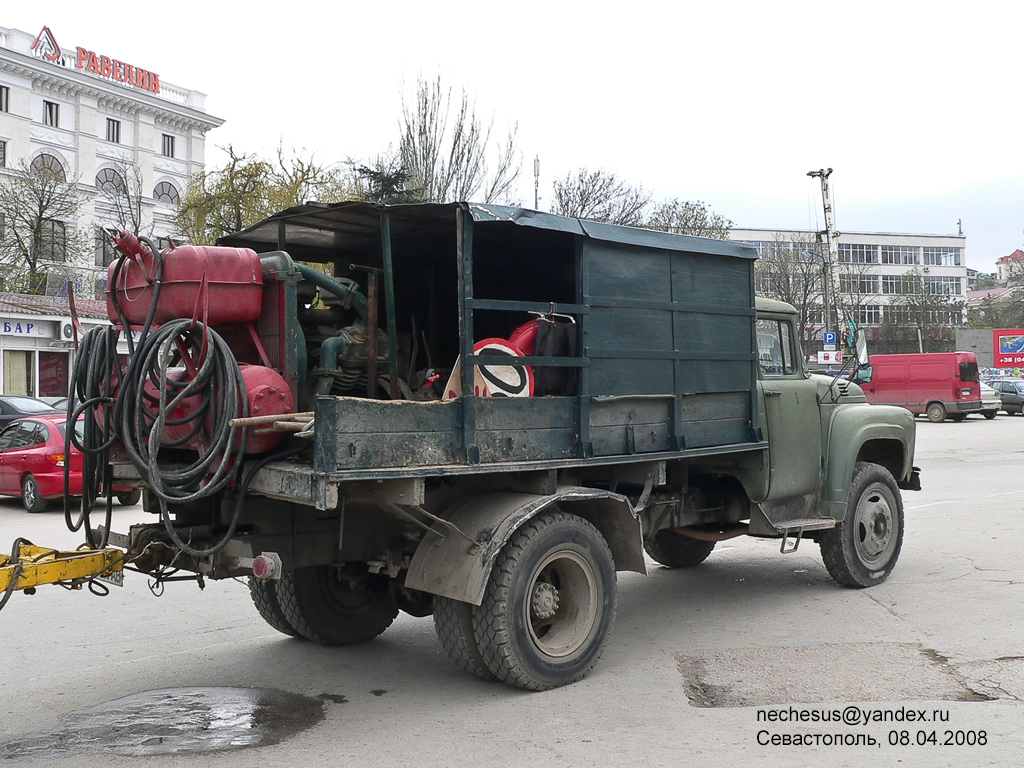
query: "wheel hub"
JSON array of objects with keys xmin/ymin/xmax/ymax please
[
  {"xmin": 856, "ymin": 488, "xmax": 895, "ymax": 561},
  {"xmin": 531, "ymin": 582, "xmax": 559, "ymax": 620}
]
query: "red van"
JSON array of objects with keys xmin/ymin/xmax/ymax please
[{"xmin": 852, "ymin": 352, "xmax": 981, "ymax": 422}]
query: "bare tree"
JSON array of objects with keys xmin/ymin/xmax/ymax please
[
  {"xmin": 0, "ymin": 158, "xmax": 89, "ymax": 294},
  {"xmin": 646, "ymin": 199, "xmax": 732, "ymax": 239},
  {"xmin": 754, "ymin": 235, "xmax": 824, "ymax": 356},
  {"xmin": 884, "ymin": 267, "xmax": 965, "ymax": 352},
  {"xmin": 551, "ymin": 168, "xmax": 650, "ymax": 225},
  {"xmin": 399, "ymin": 76, "xmax": 520, "ymax": 204},
  {"xmin": 95, "ymin": 157, "xmax": 147, "ymax": 235}
]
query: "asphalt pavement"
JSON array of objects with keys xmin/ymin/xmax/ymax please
[{"xmin": 0, "ymin": 411, "xmax": 1021, "ymax": 767}]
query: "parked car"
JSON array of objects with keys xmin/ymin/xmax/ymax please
[
  {"xmin": 0, "ymin": 414, "xmax": 141, "ymax": 512},
  {"xmin": 0, "ymin": 395, "xmax": 59, "ymax": 429},
  {"xmin": 978, "ymin": 382, "xmax": 1001, "ymax": 419},
  {"xmin": 990, "ymin": 378, "xmax": 1024, "ymax": 415}
]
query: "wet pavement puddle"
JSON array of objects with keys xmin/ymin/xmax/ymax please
[{"xmin": 1, "ymin": 687, "xmax": 325, "ymax": 760}]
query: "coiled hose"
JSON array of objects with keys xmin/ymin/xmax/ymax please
[{"xmin": 67, "ymin": 235, "xmax": 254, "ymax": 558}]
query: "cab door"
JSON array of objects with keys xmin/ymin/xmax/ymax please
[{"xmin": 757, "ymin": 317, "xmax": 823, "ymax": 500}]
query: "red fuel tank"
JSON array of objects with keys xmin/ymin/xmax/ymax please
[
  {"xmin": 137, "ymin": 364, "xmax": 294, "ymax": 455},
  {"xmin": 107, "ymin": 244, "xmax": 263, "ymax": 327}
]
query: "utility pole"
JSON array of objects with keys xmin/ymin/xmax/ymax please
[
  {"xmin": 533, "ymin": 155, "xmax": 540, "ymax": 210},
  {"xmin": 807, "ymin": 168, "xmax": 841, "ymax": 338}
]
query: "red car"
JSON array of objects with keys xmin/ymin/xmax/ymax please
[{"xmin": 0, "ymin": 414, "xmax": 141, "ymax": 513}]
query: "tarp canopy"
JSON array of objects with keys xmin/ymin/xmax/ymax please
[{"xmin": 217, "ymin": 201, "xmax": 758, "ymax": 261}]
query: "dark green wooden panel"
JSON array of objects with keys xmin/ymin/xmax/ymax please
[
  {"xmin": 671, "ymin": 251, "xmax": 754, "ymax": 309},
  {"xmin": 590, "ymin": 396, "xmax": 672, "ymax": 427},
  {"xmin": 591, "ymin": 422, "xmax": 673, "ymax": 456},
  {"xmin": 679, "ymin": 417, "xmax": 751, "ymax": 449},
  {"xmin": 587, "ymin": 241, "xmax": 672, "ymax": 302},
  {"xmin": 590, "ymin": 359, "xmax": 675, "ymax": 396},
  {"xmin": 476, "ymin": 428, "xmax": 578, "ymax": 463},
  {"xmin": 476, "ymin": 397, "xmax": 576, "ymax": 430},
  {"xmin": 589, "ymin": 306, "xmax": 674, "ymax": 351}
]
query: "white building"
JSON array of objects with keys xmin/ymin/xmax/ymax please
[
  {"xmin": 732, "ymin": 226, "xmax": 968, "ymax": 350},
  {"xmin": 0, "ymin": 24, "xmax": 222, "ymax": 398}
]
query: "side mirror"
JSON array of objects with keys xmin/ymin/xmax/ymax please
[{"xmin": 854, "ymin": 328, "xmax": 869, "ymax": 368}]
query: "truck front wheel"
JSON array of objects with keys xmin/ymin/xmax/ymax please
[
  {"xmin": 277, "ymin": 565, "xmax": 399, "ymax": 645},
  {"xmin": 819, "ymin": 462, "xmax": 904, "ymax": 588},
  {"xmin": 473, "ymin": 511, "xmax": 616, "ymax": 691},
  {"xmin": 644, "ymin": 531, "xmax": 716, "ymax": 568}
]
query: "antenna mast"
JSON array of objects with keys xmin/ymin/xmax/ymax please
[{"xmin": 807, "ymin": 168, "xmax": 842, "ymax": 336}]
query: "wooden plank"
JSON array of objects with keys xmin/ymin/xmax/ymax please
[
  {"xmin": 476, "ymin": 397, "xmax": 575, "ymax": 430},
  {"xmin": 476, "ymin": 428, "xmax": 578, "ymax": 463},
  {"xmin": 590, "ymin": 358, "xmax": 674, "ymax": 396},
  {"xmin": 591, "ymin": 422, "xmax": 673, "ymax": 457},
  {"xmin": 589, "ymin": 396, "xmax": 673, "ymax": 427},
  {"xmin": 587, "ymin": 241, "xmax": 672, "ymax": 302}
]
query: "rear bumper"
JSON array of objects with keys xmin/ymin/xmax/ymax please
[
  {"xmin": 34, "ymin": 469, "xmax": 84, "ymax": 499},
  {"xmin": 947, "ymin": 400, "xmax": 981, "ymax": 413}
]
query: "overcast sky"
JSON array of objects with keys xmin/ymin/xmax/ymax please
[{"xmin": 7, "ymin": 2, "xmax": 1022, "ymax": 272}]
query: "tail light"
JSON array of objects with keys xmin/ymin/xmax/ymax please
[{"xmin": 46, "ymin": 451, "xmax": 65, "ymax": 467}]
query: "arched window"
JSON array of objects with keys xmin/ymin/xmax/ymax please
[
  {"xmin": 30, "ymin": 153, "xmax": 66, "ymax": 182},
  {"xmin": 153, "ymin": 181, "xmax": 180, "ymax": 206},
  {"xmin": 95, "ymin": 168, "xmax": 127, "ymax": 194}
]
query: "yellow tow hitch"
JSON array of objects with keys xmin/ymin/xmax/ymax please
[{"xmin": 0, "ymin": 539, "xmax": 124, "ymax": 608}]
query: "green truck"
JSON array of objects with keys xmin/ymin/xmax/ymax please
[{"xmin": 79, "ymin": 202, "xmax": 918, "ymax": 691}]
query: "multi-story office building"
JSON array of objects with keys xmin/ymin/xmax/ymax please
[
  {"xmin": 731, "ymin": 227, "xmax": 968, "ymax": 353},
  {"xmin": 0, "ymin": 24, "xmax": 222, "ymax": 398}
]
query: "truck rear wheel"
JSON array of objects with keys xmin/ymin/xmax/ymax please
[
  {"xmin": 433, "ymin": 597, "xmax": 496, "ymax": 680},
  {"xmin": 926, "ymin": 402, "xmax": 947, "ymax": 422},
  {"xmin": 277, "ymin": 565, "xmax": 399, "ymax": 645},
  {"xmin": 473, "ymin": 511, "xmax": 616, "ymax": 691},
  {"xmin": 819, "ymin": 462, "xmax": 904, "ymax": 588},
  {"xmin": 643, "ymin": 531, "xmax": 716, "ymax": 568},
  {"xmin": 248, "ymin": 577, "xmax": 300, "ymax": 638}
]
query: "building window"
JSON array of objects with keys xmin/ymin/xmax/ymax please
[
  {"xmin": 43, "ymin": 100, "xmax": 60, "ymax": 128},
  {"xmin": 927, "ymin": 309, "xmax": 961, "ymax": 325},
  {"xmin": 30, "ymin": 153, "xmax": 66, "ymax": 182},
  {"xmin": 95, "ymin": 168, "xmax": 127, "ymax": 194},
  {"xmin": 3, "ymin": 350, "xmax": 35, "ymax": 397},
  {"xmin": 881, "ymin": 275, "xmax": 904, "ymax": 294},
  {"xmin": 857, "ymin": 305, "xmax": 883, "ymax": 325},
  {"xmin": 95, "ymin": 228, "xmax": 117, "ymax": 267},
  {"xmin": 161, "ymin": 134, "xmax": 175, "ymax": 158},
  {"xmin": 0, "ymin": 85, "xmax": 9, "ymax": 113},
  {"xmin": 927, "ymin": 276, "xmax": 961, "ymax": 295},
  {"xmin": 35, "ymin": 219, "xmax": 67, "ymax": 262},
  {"xmin": 153, "ymin": 181, "xmax": 180, "ymax": 206},
  {"xmin": 881, "ymin": 245, "xmax": 918, "ymax": 265},
  {"xmin": 839, "ymin": 243, "xmax": 878, "ymax": 264},
  {"xmin": 923, "ymin": 247, "xmax": 961, "ymax": 267},
  {"xmin": 0, "ymin": 139, "xmax": 6, "ymax": 168},
  {"xmin": 106, "ymin": 118, "xmax": 121, "ymax": 144},
  {"xmin": 840, "ymin": 276, "xmax": 877, "ymax": 294}
]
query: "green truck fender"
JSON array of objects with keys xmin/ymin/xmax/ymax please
[
  {"xmin": 821, "ymin": 403, "xmax": 918, "ymax": 520},
  {"xmin": 404, "ymin": 488, "xmax": 647, "ymax": 605}
]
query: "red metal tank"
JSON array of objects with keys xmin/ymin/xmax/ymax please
[
  {"xmin": 107, "ymin": 243, "xmax": 263, "ymax": 327},
  {"xmin": 138, "ymin": 364, "xmax": 294, "ymax": 455}
]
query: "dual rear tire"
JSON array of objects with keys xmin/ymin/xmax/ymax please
[
  {"xmin": 249, "ymin": 565, "xmax": 399, "ymax": 645},
  {"xmin": 434, "ymin": 511, "xmax": 617, "ymax": 691}
]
